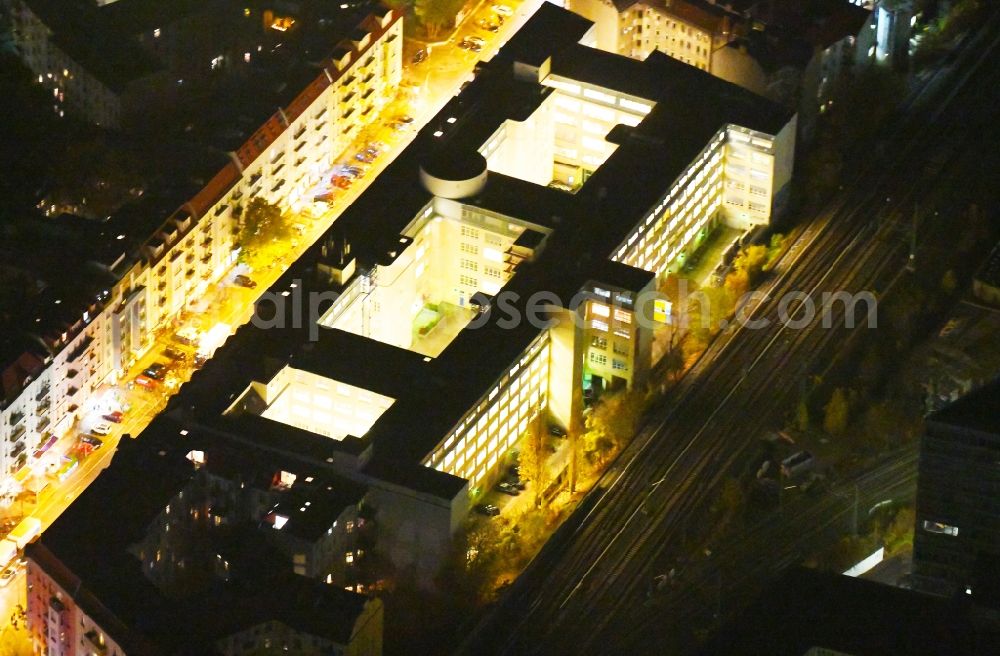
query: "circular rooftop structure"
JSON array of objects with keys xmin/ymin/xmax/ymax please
[{"xmin": 419, "ymin": 149, "xmax": 487, "ymax": 199}]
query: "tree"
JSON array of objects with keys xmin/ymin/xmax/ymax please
[
  {"xmin": 823, "ymin": 387, "xmax": 850, "ymax": 436},
  {"xmin": 414, "ymin": 0, "xmax": 464, "ymax": 39},
  {"xmin": 237, "ymin": 197, "xmax": 290, "ymax": 262},
  {"xmin": 718, "ymin": 478, "xmax": 744, "ymax": 516},
  {"xmin": 940, "ymin": 269, "xmax": 958, "ymax": 295},
  {"xmin": 733, "ymin": 244, "xmax": 769, "ymax": 287},
  {"xmin": 795, "ymin": 398, "xmax": 810, "ymax": 432},
  {"xmin": 518, "ymin": 408, "xmax": 547, "ymax": 507}
]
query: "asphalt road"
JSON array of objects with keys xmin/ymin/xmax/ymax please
[{"xmin": 459, "ymin": 10, "xmax": 1000, "ymax": 655}]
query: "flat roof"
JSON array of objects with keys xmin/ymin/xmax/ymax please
[
  {"xmin": 699, "ymin": 568, "xmax": 980, "ymax": 656},
  {"xmin": 138, "ymin": 3, "xmax": 790, "ymax": 495},
  {"xmin": 30, "ymin": 414, "xmax": 373, "ymax": 650},
  {"xmin": 928, "ymin": 377, "xmax": 1000, "ymax": 437}
]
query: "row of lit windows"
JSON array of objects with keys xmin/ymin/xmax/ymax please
[{"xmin": 427, "ymin": 337, "xmax": 550, "ymax": 489}]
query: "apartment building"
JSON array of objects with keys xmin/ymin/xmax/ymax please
[
  {"xmin": 0, "ymin": 6, "xmax": 402, "ymax": 503},
  {"xmin": 567, "ymin": 0, "xmax": 730, "ymax": 69},
  {"xmin": 27, "ymin": 435, "xmax": 384, "ymax": 655}
]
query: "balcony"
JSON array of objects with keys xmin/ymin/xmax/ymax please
[
  {"xmin": 202, "ymin": 236, "xmax": 213, "ymax": 248},
  {"xmin": 84, "ymin": 630, "xmax": 108, "ymax": 654},
  {"xmin": 66, "ymin": 369, "xmax": 79, "ymax": 379},
  {"xmin": 11, "ymin": 425, "xmax": 25, "ymax": 442},
  {"xmin": 8, "ymin": 411, "xmax": 24, "ymax": 426},
  {"xmin": 35, "ymin": 387, "xmax": 49, "ymax": 402},
  {"xmin": 185, "ymin": 268, "xmax": 196, "ymax": 279},
  {"xmin": 37, "ymin": 400, "xmax": 50, "ymax": 414},
  {"xmin": 201, "ymin": 253, "xmax": 212, "ymax": 265}
]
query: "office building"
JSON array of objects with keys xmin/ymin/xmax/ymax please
[{"xmin": 914, "ymin": 378, "xmax": 1000, "ymax": 597}]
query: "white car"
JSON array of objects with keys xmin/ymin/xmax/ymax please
[
  {"xmin": 91, "ymin": 421, "xmax": 113, "ymax": 436},
  {"xmin": 492, "ymin": 4, "xmax": 513, "ymax": 17},
  {"xmin": 466, "ymin": 35, "xmax": 486, "ymax": 47}
]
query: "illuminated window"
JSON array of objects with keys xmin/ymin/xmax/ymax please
[
  {"xmin": 483, "ymin": 247, "xmax": 503, "ymax": 262},
  {"xmin": 591, "ymin": 319, "xmax": 609, "ymax": 332},
  {"xmin": 589, "ymin": 352, "xmax": 608, "ymax": 366},
  {"xmin": 613, "ymin": 308, "xmax": 632, "ymax": 323},
  {"xmin": 590, "ymin": 302, "xmax": 610, "ymax": 318},
  {"xmin": 922, "ymin": 520, "xmax": 958, "ymax": 536}
]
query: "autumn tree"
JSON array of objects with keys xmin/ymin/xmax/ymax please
[
  {"xmin": 823, "ymin": 387, "xmax": 850, "ymax": 436},
  {"xmin": 237, "ymin": 197, "xmax": 290, "ymax": 262},
  {"xmin": 518, "ymin": 408, "xmax": 547, "ymax": 507}
]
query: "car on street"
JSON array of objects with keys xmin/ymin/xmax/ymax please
[
  {"xmin": 497, "ymin": 481, "xmax": 520, "ymax": 496},
  {"xmin": 458, "ymin": 39, "xmax": 482, "ymax": 52},
  {"xmin": 80, "ymin": 434, "xmax": 103, "ymax": 448},
  {"xmin": 355, "ymin": 151, "xmax": 376, "ymax": 163},
  {"xmin": 332, "ymin": 175, "xmax": 352, "ymax": 189},
  {"xmin": 412, "ymin": 48, "xmax": 428, "ymax": 64},
  {"xmin": 103, "ymin": 410, "xmax": 124, "ymax": 423},
  {"xmin": 548, "ymin": 424, "xmax": 567, "ymax": 438},
  {"xmin": 475, "ymin": 503, "xmax": 500, "ymax": 517},
  {"xmin": 194, "ymin": 353, "xmax": 209, "ymax": 368},
  {"xmin": 143, "ymin": 363, "xmax": 167, "ymax": 380},
  {"xmin": 476, "ymin": 18, "xmax": 500, "ymax": 32},
  {"xmin": 0, "ymin": 567, "xmax": 16, "ymax": 587},
  {"xmin": 492, "ymin": 4, "xmax": 513, "ymax": 17},
  {"xmin": 395, "ymin": 114, "xmax": 414, "ymax": 124},
  {"xmin": 90, "ymin": 421, "xmax": 113, "ymax": 436},
  {"xmin": 234, "ymin": 274, "xmax": 257, "ymax": 288},
  {"xmin": 466, "ymin": 35, "xmax": 486, "ymax": 47}
]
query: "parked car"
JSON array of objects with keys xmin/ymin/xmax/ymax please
[
  {"xmin": 355, "ymin": 151, "xmax": 376, "ymax": 163},
  {"xmin": 497, "ymin": 481, "xmax": 520, "ymax": 496},
  {"xmin": 476, "ymin": 18, "xmax": 500, "ymax": 31},
  {"xmin": 475, "ymin": 503, "xmax": 500, "ymax": 517},
  {"xmin": 234, "ymin": 274, "xmax": 257, "ymax": 288},
  {"xmin": 80, "ymin": 434, "xmax": 103, "ymax": 448},
  {"xmin": 332, "ymin": 175, "xmax": 352, "ymax": 189},
  {"xmin": 412, "ymin": 48, "xmax": 428, "ymax": 64},
  {"xmin": 781, "ymin": 450, "xmax": 815, "ymax": 479},
  {"xmin": 0, "ymin": 567, "xmax": 16, "ymax": 587},
  {"xmin": 492, "ymin": 4, "xmax": 513, "ymax": 17},
  {"xmin": 395, "ymin": 114, "xmax": 414, "ymax": 124},
  {"xmin": 548, "ymin": 424, "xmax": 567, "ymax": 438},
  {"xmin": 103, "ymin": 411, "xmax": 124, "ymax": 423},
  {"xmin": 90, "ymin": 421, "xmax": 113, "ymax": 436},
  {"xmin": 143, "ymin": 363, "xmax": 167, "ymax": 380},
  {"xmin": 466, "ymin": 35, "xmax": 486, "ymax": 47},
  {"xmin": 134, "ymin": 374, "xmax": 158, "ymax": 388},
  {"xmin": 505, "ymin": 476, "xmax": 526, "ymax": 491},
  {"xmin": 194, "ymin": 353, "xmax": 209, "ymax": 368},
  {"xmin": 163, "ymin": 347, "xmax": 188, "ymax": 362}
]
